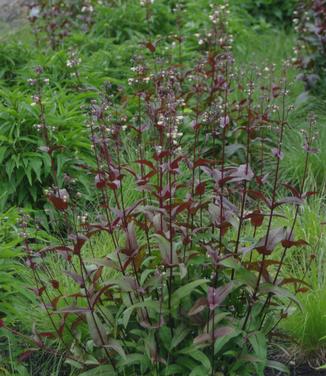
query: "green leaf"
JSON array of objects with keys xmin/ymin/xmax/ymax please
[
  {"xmin": 117, "ymin": 353, "xmax": 148, "ymax": 368},
  {"xmin": 178, "ymin": 347, "xmax": 211, "ymax": 371},
  {"xmin": 152, "ymin": 233, "xmax": 177, "ymax": 265},
  {"xmin": 25, "ymin": 166, "xmax": 32, "ymax": 186},
  {"xmin": 171, "ymin": 279, "xmax": 209, "ymax": 307},
  {"xmin": 159, "ymin": 326, "xmax": 172, "ymax": 351},
  {"xmin": 104, "ymin": 339, "xmax": 126, "ymax": 360},
  {"xmin": 122, "ymin": 300, "xmax": 160, "ymax": 328},
  {"xmin": 248, "ymin": 331, "xmax": 266, "ymax": 360},
  {"xmin": 266, "ymin": 360, "xmax": 290, "ymax": 374},
  {"xmin": 170, "ymin": 325, "xmax": 190, "ymax": 350},
  {"xmin": 248, "ymin": 331, "xmax": 267, "ymax": 375},
  {"xmin": 0, "ymin": 146, "xmax": 7, "ymax": 165},
  {"xmin": 214, "ymin": 329, "xmax": 241, "ymax": 354},
  {"xmin": 30, "ymin": 158, "xmax": 43, "ymax": 182},
  {"xmin": 86, "ymin": 312, "xmax": 108, "ymax": 346}
]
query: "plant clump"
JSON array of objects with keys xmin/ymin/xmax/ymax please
[{"xmin": 0, "ymin": 2, "xmax": 321, "ymax": 376}]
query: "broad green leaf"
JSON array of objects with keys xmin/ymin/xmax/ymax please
[
  {"xmin": 248, "ymin": 331, "xmax": 267, "ymax": 375},
  {"xmin": 86, "ymin": 312, "xmax": 108, "ymax": 346},
  {"xmin": 30, "ymin": 158, "xmax": 43, "ymax": 182},
  {"xmin": 170, "ymin": 325, "xmax": 190, "ymax": 350},
  {"xmin": 117, "ymin": 353, "xmax": 148, "ymax": 368},
  {"xmin": 214, "ymin": 328, "xmax": 241, "ymax": 354},
  {"xmin": 122, "ymin": 300, "xmax": 160, "ymax": 328},
  {"xmin": 179, "ymin": 347, "xmax": 211, "ymax": 370},
  {"xmin": 171, "ymin": 279, "xmax": 209, "ymax": 307}
]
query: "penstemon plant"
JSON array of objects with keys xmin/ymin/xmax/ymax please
[
  {"xmin": 28, "ymin": 0, "xmax": 95, "ymax": 50},
  {"xmin": 7, "ymin": 3, "xmax": 319, "ymax": 376}
]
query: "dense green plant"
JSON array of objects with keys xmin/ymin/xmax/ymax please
[
  {"xmin": 0, "ymin": 208, "xmax": 34, "ymax": 375},
  {"xmin": 2, "ymin": 4, "xmax": 320, "ymax": 375},
  {"xmin": 294, "ymin": 0, "xmax": 326, "ymax": 92},
  {"xmin": 0, "ymin": 63, "xmax": 92, "ymax": 210},
  {"xmin": 0, "ymin": 42, "xmax": 31, "ymax": 85},
  {"xmin": 232, "ymin": 0, "xmax": 298, "ymax": 26}
]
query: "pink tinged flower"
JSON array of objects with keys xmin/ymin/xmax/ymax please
[{"xmin": 220, "ymin": 115, "xmax": 230, "ymax": 128}]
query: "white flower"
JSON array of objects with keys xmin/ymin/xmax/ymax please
[{"xmin": 29, "ymin": 6, "xmax": 40, "ymax": 17}]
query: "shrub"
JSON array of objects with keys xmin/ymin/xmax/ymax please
[
  {"xmin": 0, "ymin": 63, "xmax": 92, "ymax": 210},
  {"xmin": 1, "ymin": 3, "xmax": 319, "ymax": 375},
  {"xmin": 0, "ymin": 208, "xmax": 35, "ymax": 374}
]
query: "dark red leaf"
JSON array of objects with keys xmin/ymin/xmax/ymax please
[
  {"xmin": 95, "ymin": 173, "xmax": 106, "ymax": 189},
  {"xmin": 195, "ymin": 181, "xmax": 206, "ymax": 196},
  {"xmin": 194, "ymin": 158, "xmax": 215, "ymax": 168},
  {"xmin": 154, "ymin": 150, "xmax": 170, "ymax": 161},
  {"xmin": 302, "ymin": 191, "xmax": 318, "ymax": 199},
  {"xmin": 281, "ymin": 239, "xmax": 308, "ymax": 248},
  {"xmin": 107, "ymin": 180, "xmax": 120, "ymax": 190},
  {"xmin": 136, "ymin": 159, "xmax": 155, "ymax": 170},
  {"xmin": 280, "ymin": 278, "xmax": 310, "ymax": 287},
  {"xmin": 39, "ymin": 332, "xmax": 55, "ymax": 338},
  {"xmin": 297, "ymin": 287, "xmax": 309, "ymax": 293},
  {"xmin": 19, "ymin": 349, "xmax": 38, "ymax": 362},
  {"xmin": 247, "ymin": 190, "xmax": 271, "ymax": 207},
  {"xmin": 69, "ymin": 233, "xmax": 88, "ymax": 255},
  {"xmin": 146, "ymin": 42, "xmax": 156, "ymax": 52},
  {"xmin": 246, "ymin": 209, "xmax": 264, "ymax": 227},
  {"xmin": 283, "ymin": 183, "xmax": 300, "ymax": 198},
  {"xmin": 170, "ymin": 156, "xmax": 183, "ymax": 170},
  {"xmin": 47, "ymin": 189, "xmax": 69, "ymax": 211},
  {"xmin": 51, "ymin": 296, "xmax": 62, "ymax": 310},
  {"xmin": 50, "ymin": 280, "xmax": 59, "ymax": 289}
]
